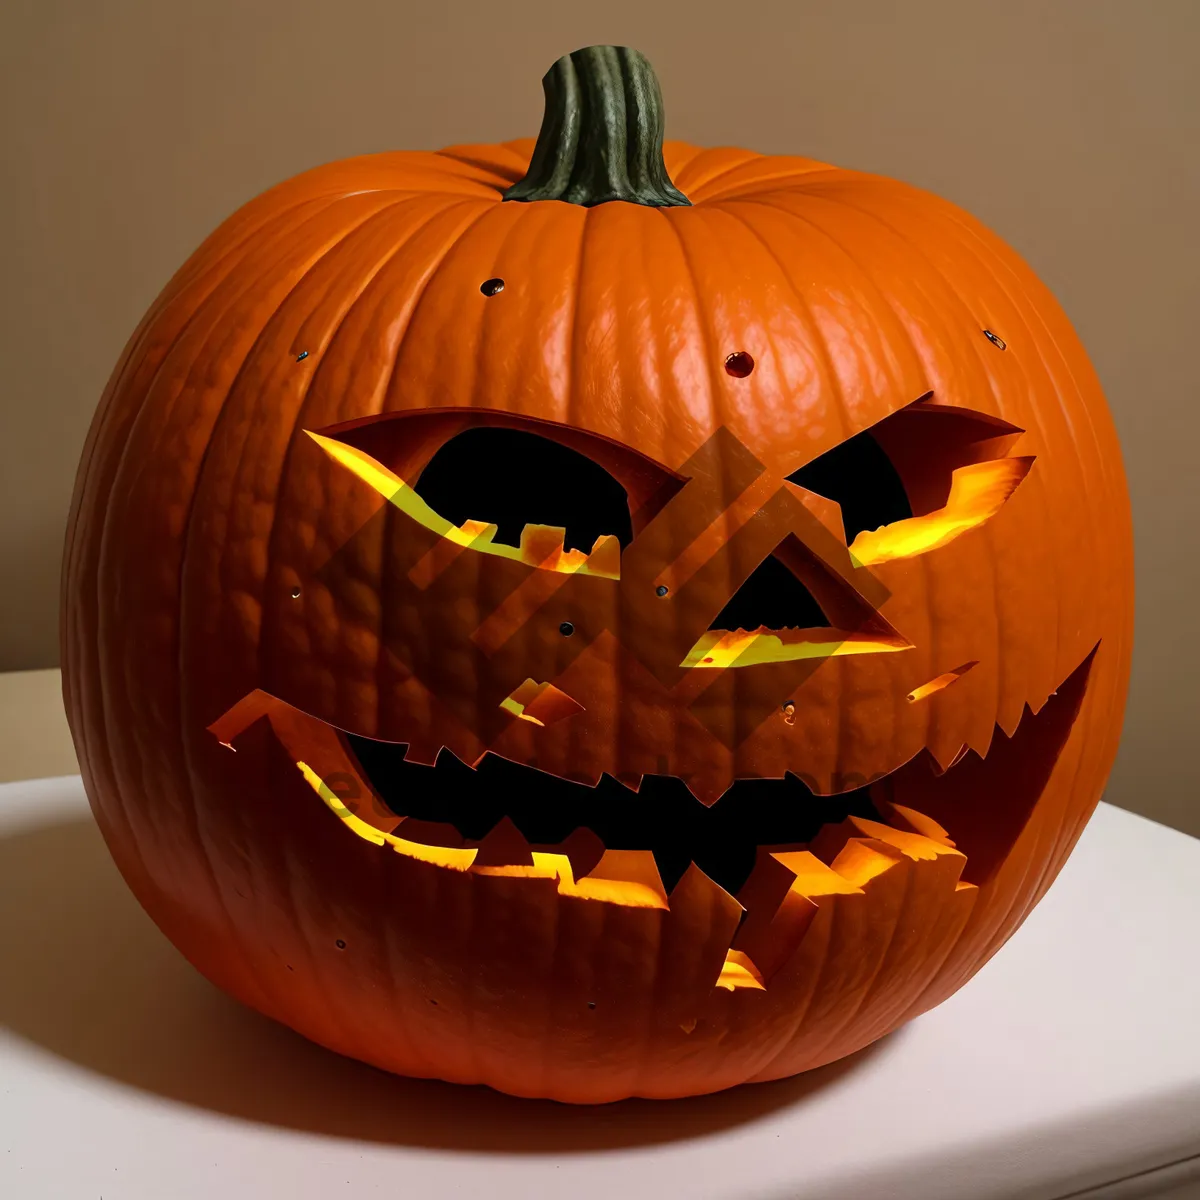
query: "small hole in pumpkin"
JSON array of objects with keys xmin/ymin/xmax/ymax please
[
  {"xmin": 295, "ymin": 350, "xmax": 309, "ymax": 362},
  {"xmin": 335, "ymin": 939, "xmax": 346, "ymax": 950},
  {"xmin": 656, "ymin": 584, "xmax": 669, "ymax": 597},
  {"xmin": 559, "ymin": 621, "xmax": 575, "ymax": 637},
  {"xmin": 587, "ymin": 1001, "xmax": 597, "ymax": 1009},
  {"xmin": 480, "ymin": 277, "xmax": 505, "ymax": 296},
  {"xmin": 983, "ymin": 329, "xmax": 1006, "ymax": 350},
  {"xmin": 291, "ymin": 587, "xmax": 301, "ymax": 599},
  {"xmin": 782, "ymin": 701, "xmax": 796, "ymax": 725},
  {"xmin": 724, "ymin": 351, "xmax": 755, "ymax": 378},
  {"xmin": 430, "ymin": 998, "xmax": 438, "ymax": 1006}
]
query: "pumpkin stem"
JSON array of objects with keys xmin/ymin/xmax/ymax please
[{"xmin": 503, "ymin": 46, "xmax": 691, "ymax": 208}]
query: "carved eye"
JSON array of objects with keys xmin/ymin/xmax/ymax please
[
  {"xmin": 787, "ymin": 430, "xmax": 912, "ymax": 545},
  {"xmin": 787, "ymin": 397, "xmax": 1034, "ymax": 565},
  {"xmin": 414, "ymin": 426, "xmax": 633, "ymax": 556},
  {"xmin": 306, "ymin": 409, "xmax": 685, "ymax": 580}
]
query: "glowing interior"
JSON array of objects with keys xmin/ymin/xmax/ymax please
[
  {"xmin": 848, "ymin": 457, "xmax": 1034, "ymax": 567},
  {"xmin": 298, "ymin": 761, "xmax": 667, "ymax": 909},
  {"xmin": 298, "ymin": 762, "xmax": 478, "ymax": 870},
  {"xmin": 307, "ymin": 431, "xmax": 621, "ymax": 579},
  {"xmin": 717, "ymin": 949, "xmax": 766, "ymax": 991},
  {"xmin": 210, "ymin": 644, "xmax": 1093, "ymax": 1001},
  {"xmin": 681, "ymin": 628, "xmax": 910, "ymax": 669}
]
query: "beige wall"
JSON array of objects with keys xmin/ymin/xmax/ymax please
[{"xmin": 2, "ymin": 1, "xmax": 1197, "ymax": 834}]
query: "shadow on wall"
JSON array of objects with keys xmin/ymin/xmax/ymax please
[{"xmin": 0, "ymin": 809, "xmax": 895, "ymax": 1151}]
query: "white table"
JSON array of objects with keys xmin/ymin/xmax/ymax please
[{"xmin": 2, "ymin": 775, "xmax": 1198, "ymax": 1200}]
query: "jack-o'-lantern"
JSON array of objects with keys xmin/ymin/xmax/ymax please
[{"xmin": 61, "ymin": 45, "xmax": 1133, "ymax": 1103}]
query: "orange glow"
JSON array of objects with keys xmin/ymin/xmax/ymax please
[
  {"xmin": 297, "ymin": 761, "xmax": 478, "ymax": 870},
  {"xmin": 850, "ymin": 456, "xmax": 1034, "ymax": 566},
  {"xmin": 682, "ymin": 627, "xmax": 910, "ymax": 669},
  {"xmin": 307, "ymin": 430, "xmax": 621, "ymax": 579},
  {"xmin": 299, "ymin": 762, "xmax": 668, "ymax": 909},
  {"xmin": 464, "ymin": 850, "xmax": 669, "ymax": 908},
  {"xmin": 907, "ymin": 660, "xmax": 978, "ymax": 702},
  {"xmin": 768, "ymin": 850, "xmax": 867, "ymax": 897},
  {"xmin": 717, "ymin": 949, "xmax": 766, "ymax": 991}
]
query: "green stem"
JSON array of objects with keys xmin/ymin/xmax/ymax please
[{"xmin": 503, "ymin": 45, "xmax": 690, "ymax": 208}]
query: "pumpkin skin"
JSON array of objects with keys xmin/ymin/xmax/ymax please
[{"xmin": 61, "ymin": 51, "xmax": 1132, "ymax": 1104}]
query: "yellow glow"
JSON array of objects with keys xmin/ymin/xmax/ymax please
[
  {"xmin": 770, "ymin": 850, "xmax": 865, "ymax": 897},
  {"xmin": 499, "ymin": 695, "xmax": 543, "ymax": 725},
  {"xmin": 717, "ymin": 949, "xmax": 766, "ymax": 991},
  {"xmin": 849, "ymin": 457, "xmax": 1033, "ymax": 566},
  {"xmin": 827, "ymin": 840, "xmax": 904, "ymax": 888},
  {"xmin": 299, "ymin": 763, "xmax": 667, "ymax": 908},
  {"xmin": 681, "ymin": 628, "xmax": 910, "ymax": 669},
  {"xmin": 499, "ymin": 678, "xmax": 585, "ymax": 727},
  {"xmin": 307, "ymin": 430, "xmax": 620, "ymax": 579},
  {"xmin": 297, "ymin": 761, "xmax": 478, "ymax": 871},
  {"xmin": 460, "ymin": 849, "xmax": 667, "ymax": 908}
]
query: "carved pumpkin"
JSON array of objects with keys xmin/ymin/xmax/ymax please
[{"xmin": 62, "ymin": 46, "xmax": 1133, "ymax": 1103}]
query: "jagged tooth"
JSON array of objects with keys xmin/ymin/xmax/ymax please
[
  {"xmin": 458, "ymin": 517, "xmax": 498, "ymax": 545},
  {"xmin": 519, "ymin": 523, "xmax": 568, "ymax": 566},
  {"xmin": 576, "ymin": 849, "xmax": 669, "ymax": 909},
  {"xmin": 469, "ymin": 816, "xmax": 535, "ymax": 870},
  {"xmin": 807, "ymin": 819, "xmax": 863, "ymax": 866},
  {"xmin": 555, "ymin": 827, "xmax": 604, "ymax": 880},
  {"xmin": 931, "ymin": 742, "xmax": 972, "ymax": 775},
  {"xmin": 716, "ymin": 949, "xmax": 765, "ymax": 991},
  {"xmin": 875, "ymin": 800, "xmax": 957, "ymax": 848},
  {"xmin": 733, "ymin": 849, "xmax": 822, "ymax": 983},
  {"xmin": 844, "ymin": 815, "xmax": 965, "ymax": 870},
  {"xmin": 768, "ymin": 849, "xmax": 866, "ymax": 899},
  {"xmin": 659, "ymin": 864, "xmax": 746, "ymax": 1003},
  {"xmin": 402, "ymin": 740, "xmax": 442, "ymax": 767},
  {"xmin": 832, "ymin": 839, "xmax": 908, "ymax": 887},
  {"xmin": 586, "ymin": 533, "xmax": 621, "ymax": 578}
]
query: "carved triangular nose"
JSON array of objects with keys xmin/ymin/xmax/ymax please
[
  {"xmin": 682, "ymin": 533, "xmax": 911, "ymax": 670},
  {"xmin": 709, "ymin": 552, "xmax": 831, "ymax": 633}
]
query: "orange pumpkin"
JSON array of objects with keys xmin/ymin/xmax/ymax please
[{"xmin": 61, "ymin": 45, "xmax": 1133, "ymax": 1103}]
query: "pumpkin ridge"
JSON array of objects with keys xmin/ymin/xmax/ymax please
[
  {"xmin": 831, "ymin": 187, "xmax": 1088, "ymax": 725},
  {"xmin": 62, "ymin": 48, "xmax": 1132, "ymax": 1103},
  {"xmin": 669, "ymin": 146, "xmax": 764, "ymax": 196},
  {"xmin": 242, "ymin": 195, "xmax": 499, "ymax": 702},
  {"xmin": 175, "ymin": 196, "xmax": 416, "ymax": 1005},
  {"xmin": 98, "ymin": 195, "xmax": 384, "ymax": 922},
  {"xmin": 65, "ymin": 199, "xmax": 349, "ymax": 905}
]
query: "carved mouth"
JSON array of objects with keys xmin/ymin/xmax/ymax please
[
  {"xmin": 341, "ymin": 738, "xmax": 885, "ymax": 897},
  {"xmin": 210, "ymin": 647, "xmax": 1093, "ymax": 922}
]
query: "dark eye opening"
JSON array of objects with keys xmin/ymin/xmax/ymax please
[
  {"xmin": 414, "ymin": 426, "xmax": 633, "ymax": 555},
  {"xmin": 709, "ymin": 553, "xmax": 831, "ymax": 632},
  {"xmin": 787, "ymin": 429, "xmax": 913, "ymax": 544}
]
